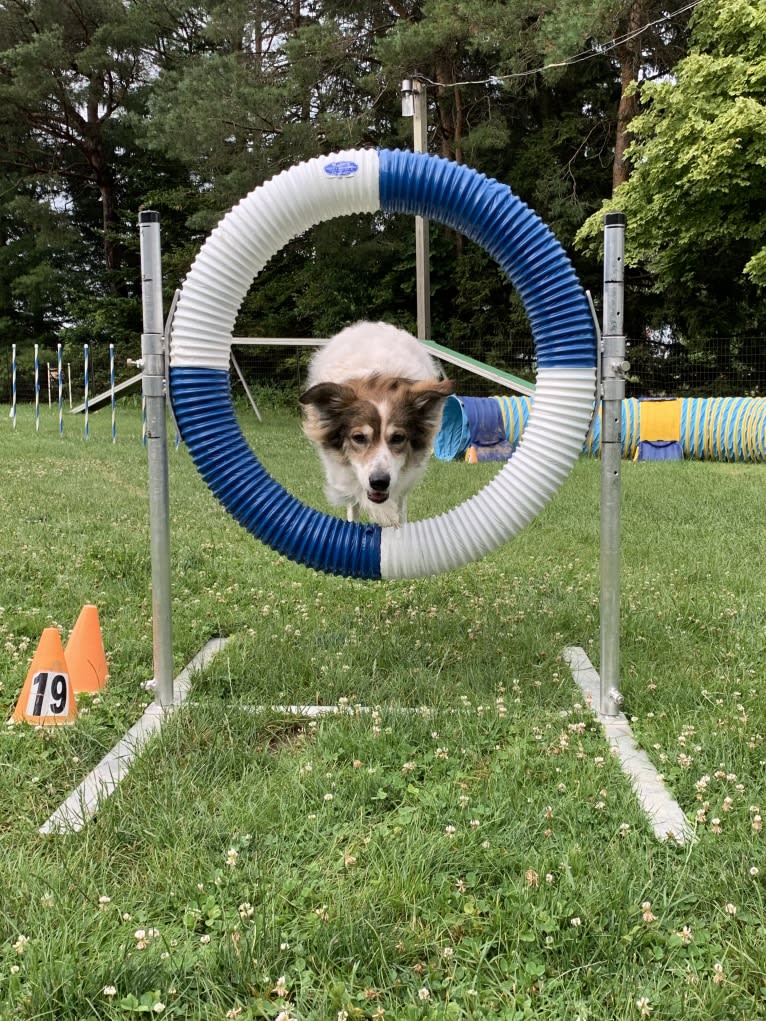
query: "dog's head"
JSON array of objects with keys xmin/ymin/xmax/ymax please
[{"xmin": 299, "ymin": 374, "xmax": 454, "ymax": 509}]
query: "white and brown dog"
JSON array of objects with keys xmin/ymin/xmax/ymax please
[{"xmin": 299, "ymin": 321, "xmax": 454, "ymax": 526}]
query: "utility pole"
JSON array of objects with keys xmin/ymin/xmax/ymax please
[{"xmin": 401, "ymin": 79, "xmax": 431, "ymax": 341}]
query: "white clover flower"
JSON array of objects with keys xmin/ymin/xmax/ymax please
[{"xmin": 272, "ymin": 975, "xmax": 288, "ymax": 998}]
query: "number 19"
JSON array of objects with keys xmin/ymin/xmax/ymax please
[{"xmin": 27, "ymin": 671, "xmax": 69, "ymax": 717}]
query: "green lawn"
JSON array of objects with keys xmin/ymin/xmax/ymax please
[{"xmin": 0, "ymin": 402, "xmax": 764, "ymax": 1020}]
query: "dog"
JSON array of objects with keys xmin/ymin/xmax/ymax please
[{"xmin": 299, "ymin": 321, "xmax": 454, "ymax": 527}]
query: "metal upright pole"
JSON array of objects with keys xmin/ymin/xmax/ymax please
[
  {"xmin": 600, "ymin": 212, "xmax": 628, "ymax": 716},
  {"xmin": 139, "ymin": 211, "xmax": 174, "ymax": 707}
]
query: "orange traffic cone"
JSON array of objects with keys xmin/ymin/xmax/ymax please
[
  {"xmin": 11, "ymin": 627, "xmax": 78, "ymax": 725},
  {"xmin": 65, "ymin": 604, "xmax": 108, "ymax": 694}
]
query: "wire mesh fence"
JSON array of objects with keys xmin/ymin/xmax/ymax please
[
  {"xmin": 227, "ymin": 335, "xmax": 766, "ymax": 400},
  {"xmin": 2, "ymin": 333, "xmax": 765, "ymax": 417}
]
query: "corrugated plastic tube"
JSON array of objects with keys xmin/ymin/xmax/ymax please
[
  {"xmin": 170, "ymin": 148, "xmax": 598, "ymax": 579},
  {"xmin": 436, "ymin": 395, "xmax": 766, "ymax": 462}
]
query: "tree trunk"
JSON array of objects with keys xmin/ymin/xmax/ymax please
[
  {"xmin": 99, "ymin": 175, "xmax": 120, "ymax": 280},
  {"xmin": 84, "ymin": 86, "xmax": 121, "ymax": 284},
  {"xmin": 433, "ymin": 69, "xmax": 465, "ymax": 255},
  {"xmin": 613, "ymin": 0, "xmax": 645, "ymax": 192},
  {"xmin": 434, "ymin": 65, "xmax": 464, "ymax": 163}
]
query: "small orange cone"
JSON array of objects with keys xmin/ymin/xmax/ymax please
[
  {"xmin": 11, "ymin": 627, "xmax": 78, "ymax": 725},
  {"xmin": 65, "ymin": 604, "xmax": 108, "ymax": 694}
]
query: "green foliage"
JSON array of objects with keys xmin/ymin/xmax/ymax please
[
  {"xmin": 576, "ymin": 0, "xmax": 766, "ymax": 346},
  {"xmin": 0, "ymin": 188, "xmax": 75, "ymax": 345}
]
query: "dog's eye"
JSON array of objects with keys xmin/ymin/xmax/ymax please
[
  {"xmin": 350, "ymin": 432, "xmax": 368, "ymax": 445},
  {"xmin": 389, "ymin": 432, "xmax": 407, "ymax": 446}
]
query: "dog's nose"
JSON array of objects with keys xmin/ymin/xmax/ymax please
[{"xmin": 368, "ymin": 472, "xmax": 390, "ymax": 492}]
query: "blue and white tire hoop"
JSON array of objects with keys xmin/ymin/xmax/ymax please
[{"xmin": 169, "ymin": 148, "xmax": 597, "ymax": 581}]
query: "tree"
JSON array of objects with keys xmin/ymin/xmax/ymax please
[
  {"xmin": 0, "ymin": 176, "xmax": 74, "ymax": 347},
  {"xmin": 141, "ymin": 0, "xmax": 385, "ymax": 222},
  {"xmin": 0, "ymin": 0, "xmax": 161, "ymax": 278},
  {"xmin": 576, "ymin": 0, "xmax": 766, "ymax": 390}
]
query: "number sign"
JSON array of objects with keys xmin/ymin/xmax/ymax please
[{"xmin": 26, "ymin": 671, "xmax": 71, "ymax": 720}]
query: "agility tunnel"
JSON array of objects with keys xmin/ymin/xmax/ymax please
[{"xmin": 435, "ymin": 395, "xmax": 766, "ymax": 463}]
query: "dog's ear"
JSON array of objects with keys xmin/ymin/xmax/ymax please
[
  {"xmin": 408, "ymin": 378, "xmax": 455, "ymax": 416},
  {"xmin": 299, "ymin": 382, "xmax": 358, "ymax": 416}
]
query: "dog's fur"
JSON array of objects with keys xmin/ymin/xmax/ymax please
[{"xmin": 299, "ymin": 322, "xmax": 454, "ymax": 526}]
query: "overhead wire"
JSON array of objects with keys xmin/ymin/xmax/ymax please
[{"xmin": 415, "ymin": 0, "xmax": 704, "ymax": 88}]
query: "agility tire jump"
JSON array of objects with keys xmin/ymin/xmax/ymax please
[{"xmin": 169, "ymin": 148, "xmax": 597, "ymax": 580}]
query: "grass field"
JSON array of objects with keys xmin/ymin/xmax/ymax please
[{"xmin": 0, "ymin": 401, "xmax": 764, "ymax": 1020}]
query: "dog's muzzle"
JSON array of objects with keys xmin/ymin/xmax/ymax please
[{"xmin": 368, "ymin": 472, "xmax": 390, "ymax": 503}]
